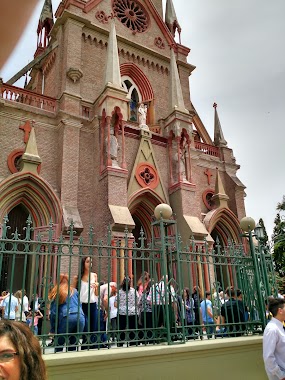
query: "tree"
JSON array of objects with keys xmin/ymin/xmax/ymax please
[{"xmin": 272, "ymin": 201, "xmax": 285, "ymax": 277}]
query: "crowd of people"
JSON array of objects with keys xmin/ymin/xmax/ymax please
[{"xmin": 1, "ymin": 257, "xmax": 284, "ymax": 353}]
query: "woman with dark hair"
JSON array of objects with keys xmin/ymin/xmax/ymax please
[
  {"xmin": 192, "ymin": 285, "xmax": 202, "ymax": 332},
  {"xmin": 74, "ymin": 256, "xmax": 99, "ymax": 349},
  {"xmin": 138, "ymin": 280, "xmax": 153, "ymax": 343},
  {"xmin": 182, "ymin": 287, "xmax": 195, "ymax": 337},
  {"xmin": 115, "ymin": 276, "xmax": 139, "ymax": 347},
  {"xmin": 0, "ymin": 320, "xmax": 47, "ymax": 380},
  {"xmin": 49, "ymin": 273, "xmax": 85, "ymax": 352}
]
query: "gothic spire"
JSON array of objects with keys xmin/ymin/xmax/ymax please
[
  {"xmin": 169, "ymin": 48, "xmax": 188, "ymax": 114},
  {"xmin": 104, "ymin": 19, "xmax": 122, "ymax": 89},
  {"xmin": 37, "ymin": 0, "xmax": 54, "ymax": 48},
  {"xmin": 213, "ymin": 103, "xmax": 227, "ymax": 147},
  {"xmin": 212, "ymin": 168, "xmax": 229, "ymax": 209},
  {"xmin": 165, "ymin": 0, "xmax": 181, "ymax": 42}
]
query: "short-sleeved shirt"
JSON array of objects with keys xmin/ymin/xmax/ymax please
[
  {"xmin": 200, "ymin": 299, "xmax": 214, "ymax": 323},
  {"xmin": 147, "ymin": 281, "xmax": 176, "ymax": 305},
  {"xmin": 3, "ymin": 294, "xmax": 18, "ymax": 320},
  {"xmin": 115, "ymin": 288, "xmax": 138, "ymax": 315}
]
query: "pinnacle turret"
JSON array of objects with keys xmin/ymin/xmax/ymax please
[
  {"xmin": 165, "ymin": 0, "xmax": 181, "ymax": 42},
  {"xmin": 169, "ymin": 48, "xmax": 188, "ymax": 114},
  {"xmin": 37, "ymin": 0, "xmax": 54, "ymax": 49},
  {"xmin": 213, "ymin": 103, "xmax": 227, "ymax": 147},
  {"xmin": 104, "ymin": 19, "xmax": 122, "ymax": 90},
  {"xmin": 212, "ymin": 168, "xmax": 229, "ymax": 209},
  {"xmin": 19, "ymin": 125, "xmax": 42, "ymax": 174}
]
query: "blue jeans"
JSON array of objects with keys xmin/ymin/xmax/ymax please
[
  {"xmin": 31, "ymin": 325, "xmax": 38, "ymax": 335},
  {"xmin": 203, "ymin": 321, "xmax": 215, "ymax": 339},
  {"xmin": 55, "ymin": 312, "xmax": 85, "ymax": 352}
]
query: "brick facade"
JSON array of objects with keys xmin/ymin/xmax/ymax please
[{"xmin": 0, "ymin": 0, "xmax": 246, "ymax": 264}]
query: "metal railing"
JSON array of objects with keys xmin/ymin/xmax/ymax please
[{"xmin": 0, "ymin": 215, "xmax": 276, "ymax": 354}]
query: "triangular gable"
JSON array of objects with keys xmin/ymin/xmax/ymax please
[
  {"xmin": 128, "ymin": 129, "xmax": 169, "ymax": 204},
  {"xmin": 56, "ymin": 0, "xmax": 176, "ymax": 48}
]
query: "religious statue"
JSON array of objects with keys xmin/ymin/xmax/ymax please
[
  {"xmin": 174, "ymin": 138, "xmax": 188, "ymax": 182},
  {"xmin": 138, "ymin": 103, "xmax": 148, "ymax": 129},
  {"xmin": 106, "ymin": 126, "xmax": 120, "ymax": 167}
]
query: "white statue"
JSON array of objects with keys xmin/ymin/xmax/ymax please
[
  {"xmin": 106, "ymin": 126, "xmax": 120, "ymax": 167},
  {"xmin": 138, "ymin": 103, "xmax": 148, "ymax": 129},
  {"xmin": 174, "ymin": 139, "xmax": 188, "ymax": 182}
]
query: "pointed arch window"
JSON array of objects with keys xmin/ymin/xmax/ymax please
[{"xmin": 122, "ymin": 76, "xmax": 142, "ymax": 122}]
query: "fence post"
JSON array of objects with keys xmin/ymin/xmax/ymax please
[{"xmin": 247, "ymin": 230, "xmax": 267, "ymax": 329}]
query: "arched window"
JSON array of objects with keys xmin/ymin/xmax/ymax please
[{"xmin": 122, "ymin": 76, "xmax": 142, "ymax": 122}]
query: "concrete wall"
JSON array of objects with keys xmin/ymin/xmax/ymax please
[{"xmin": 45, "ymin": 336, "xmax": 267, "ymax": 380}]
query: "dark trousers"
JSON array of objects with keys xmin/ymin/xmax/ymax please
[
  {"xmin": 110, "ymin": 317, "xmax": 117, "ymax": 340},
  {"xmin": 140, "ymin": 311, "xmax": 153, "ymax": 342},
  {"xmin": 117, "ymin": 314, "xmax": 137, "ymax": 346},
  {"xmin": 152, "ymin": 305, "xmax": 165, "ymax": 328},
  {"xmin": 184, "ymin": 320, "xmax": 194, "ymax": 337},
  {"xmin": 81, "ymin": 302, "xmax": 98, "ymax": 348}
]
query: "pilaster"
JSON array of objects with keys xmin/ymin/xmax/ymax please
[
  {"xmin": 58, "ymin": 118, "xmax": 83, "ymax": 233},
  {"xmin": 59, "ymin": 18, "xmax": 84, "ymax": 113}
]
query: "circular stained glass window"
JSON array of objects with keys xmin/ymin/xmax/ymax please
[{"xmin": 112, "ymin": 0, "xmax": 149, "ymax": 33}]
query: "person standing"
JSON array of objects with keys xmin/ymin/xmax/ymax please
[
  {"xmin": 74, "ymin": 256, "xmax": 99, "ymax": 349},
  {"xmin": 200, "ymin": 291, "xmax": 214, "ymax": 339},
  {"xmin": 2, "ymin": 292, "xmax": 18, "ymax": 321},
  {"xmin": 221, "ymin": 287, "xmax": 245, "ymax": 337},
  {"xmin": 115, "ymin": 276, "xmax": 139, "ymax": 347},
  {"xmin": 263, "ymin": 297, "xmax": 285, "ymax": 380}
]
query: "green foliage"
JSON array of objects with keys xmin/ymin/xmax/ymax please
[
  {"xmin": 277, "ymin": 195, "xmax": 285, "ymax": 211},
  {"xmin": 275, "ymin": 272, "xmax": 285, "ymax": 294},
  {"xmin": 272, "ymin": 200, "xmax": 285, "ymax": 277}
]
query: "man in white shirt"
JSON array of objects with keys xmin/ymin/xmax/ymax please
[
  {"xmin": 2, "ymin": 292, "xmax": 18, "ymax": 320},
  {"xmin": 263, "ymin": 297, "xmax": 285, "ymax": 380}
]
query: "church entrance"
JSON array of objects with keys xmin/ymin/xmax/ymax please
[
  {"xmin": 0, "ymin": 204, "xmax": 31, "ymax": 293},
  {"xmin": 132, "ymin": 215, "xmax": 151, "ymax": 283},
  {"xmin": 211, "ymin": 228, "xmax": 231, "ymax": 291}
]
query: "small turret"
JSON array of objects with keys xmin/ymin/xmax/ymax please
[
  {"xmin": 165, "ymin": 0, "xmax": 181, "ymax": 43},
  {"xmin": 37, "ymin": 0, "xmax": 54, "ymax": 50}
]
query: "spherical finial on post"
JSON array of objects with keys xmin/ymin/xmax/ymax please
[
  {"xmin": 154, "ymin": 204, "xmax": 173, "ymax": 220},
  {"xmin": 240, "ymin": 216, "xmax": 256, "ymax": 232}
]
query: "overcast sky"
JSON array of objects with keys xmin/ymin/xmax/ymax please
[{"xmin": 1, "ymin": 0, "xmax": 284, "ymax": 237}]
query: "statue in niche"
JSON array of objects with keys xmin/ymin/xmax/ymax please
[
  {"xmin": 138, "ymin": 103, "xmax": 149, "ymax": 130},
  {"xmin": 174, "ymin": 138, "xmax": 188, "ymax": 182},
  {"xmin": 106, "ymin": 125, "xmax": 120, "ymax": 168}
]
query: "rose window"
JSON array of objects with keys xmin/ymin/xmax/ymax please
[
  {"xmin": 139, "ymin": 167, "xmax": 154, "ymax": 185},
  {"xmin": 112, "ymin": 0, "xmax": 149, "ymax": 33},
  {"xmin": 135, "ymin": 163, "xmax": 159, "ymax": 189}
]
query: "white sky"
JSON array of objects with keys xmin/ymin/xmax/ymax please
[{"xmin": 1, "ymin": 0, "xmax": 284, "ymax": 237}]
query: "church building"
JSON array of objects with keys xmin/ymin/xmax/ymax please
[{"xmin": 0, "ymin": 0, "xmax": 246, "ymax": 289}]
